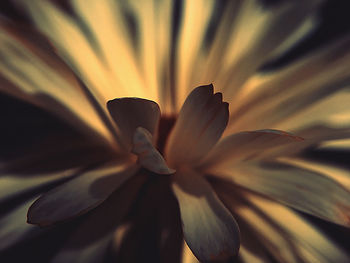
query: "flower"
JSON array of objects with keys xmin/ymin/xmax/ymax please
[{"xmin": 0, "ymin": 0, "xmax": 350, "ymax": 262}]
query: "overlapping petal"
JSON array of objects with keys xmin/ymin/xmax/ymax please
[
  {"xmin": 28, "ymin": 162, "xmax": 138, "ymax": 226},
  {"xmin": 165, "ymin": 85, "xmax": 229, "ymax": 167},
  {"xmin": 214, "ymin": 160, "xmax": 350, "ymax": 226},
  {"xmin": 107, "ymin": 98, "xmax": 161, "ymax": 151},
  {"xmin": 200, "ymin": 129, "xmax": 303, "ymax": 171}
]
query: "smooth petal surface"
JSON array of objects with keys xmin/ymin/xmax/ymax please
[
  {"xmin": 165, "ymin": 85, "xmax": 229, "ymax": 167},
  {"xmin": 51, "ymin": 173, "xmax": 147, "ymax": 263},
  {"xmin": 0, "ymin": 169, "xmax": 76, "ymax": 203},
  {"xmin": 28, "ymin": 162, "xmax": 138, "ymax": 226},
  {"xmin": 215, "ymin": 160, "xmax": 350, "ymax": 226},
  {"xmin": 172, "ymin": 168, "xmax": 240, "ymax": 261},
  {"xmin": 227, "ymin": 36, "xmax": 350, "ymax": 134},
  {"xmin": 132, "ymin": 127, "xmax": 175, "ymax": 175},
  {"xmin": 212, "ymin": 181, "xmax": 349, "ymax": 263},
  {"xmin": 107, "ymin": 98, "xmax": 160, "ymax": 151},
  {"xmin": 200, "ymin": 129, "xmax": 303, "ymax": 170},
  {"xmin": 0, "ymin": 21, "xmax": 117, "ymax": 148}
]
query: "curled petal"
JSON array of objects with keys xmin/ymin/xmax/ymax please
[
  {"xmin": 165, "ymin": 84, "xmax": 229, "ymax": 167},
  {"xmin": 107, "ymin": 98, "xmax": 160, "ymax": 151},
  {"xmin": 132, "ymin": 127, "xmax": 175, "ymax": 175}
]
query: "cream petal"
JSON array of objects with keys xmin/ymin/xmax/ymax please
[
  {"xmin": 51, "ymin": 173, "xmax": 146, "ymax": 263},
  {"xmin": 214, "ymin": 160, "xmax": 350, "ymax": 227},
  {"xmin": 213, "ymin": 181, "xmax": 349, "ymax": 263},
  {"xmin": 174, "ymin": 0, "xmax": 215, "ymax": 109},
  {"xmin": 107, "ymin": 98, "xmax": 161, "ymax": 152},
  {"xmin": 0, "ymin": 21, "xmax": 118, "ymax": 149},
  {"xmin": 227, "ymin": 37, "xmax": 350, "ymax": 134},
  {"xmin": 245, "ymin": 192, "xmax": 350, "ymax": 263},
  {"xmin": 165, "ymin": 85, "xmax": 229, "ymax": 167},
  {"xmin": 132, "ymin": 127, "xmax": 175, "ymax": 175},
  {"xmin": 172, "ymin": 168, "xmax": 240, "ymax": 262},
  {"xmin": 28, "ymin": 162, "xmax": 138, "ymax": 226},
  {"xmin": 71, "ymin": 0, "xmax": 149, "ymax": 99},
  {"xmin": 16, "ymin": 0, "xmax": 129, "ymax": 102},
  {"xmin": 200, "ymin": 129, "xmax": 303, "ymax": 171},
  {"xmin": 213, "ymin": 0, "xmax": 322, "ymax": 102}
]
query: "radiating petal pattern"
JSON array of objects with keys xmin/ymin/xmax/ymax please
[
  {"xmin": 165, "ymin": 85, "xmax": 229, "ymax": 167},
  {"xmin": 28, "ymin": 162, "xmax": 138, "ymax": 226},
  {"xmin": 0, "ymin": 20, "xmax": 117, "ymax": 149},
  {"xmin": 200, "ymin": 129, "xmax": 303, "ymax": 170},
  {"xmin": 227, "ymin": 36, "xmax": 350, "ymax": 134},
  {"xmin": 172, "ymin": 168, "xmax": 240, "ymax": 261},
  {"xmin": 212, "ymin": 181, "xmax": 350, "ymax": 263},
  {"xmin": 214, "ymin": 160, "xmax": 350, "ymax": 226}
]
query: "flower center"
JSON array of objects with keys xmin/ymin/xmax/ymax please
[{"xmin": 156, "ymin": 115, "xmax": 177, "ymax": 155}]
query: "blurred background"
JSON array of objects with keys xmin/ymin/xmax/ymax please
[{"xmin": 0, "ymin": 0, "xmax": 350, "ymax": 262}]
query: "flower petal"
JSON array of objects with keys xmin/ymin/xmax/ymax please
[
  {"xmin": 51, "ymin": 173, "xmax": 147, "ymax": 263},
  {"xmin": 227, "ymin": 36, "xmax": 350, "ymax": 133},
  {"xmin": 172, "ymin": 168, "xmax": 240, "ymax": 261},
  {"xmin": 212, "ymin": 181, "xmax": 350, "ymax": 263},
  {"xmin": 165, "ymin": 85, "xmax": 229, "ymax": 167},
  {"xmin": 107, "ymin": 98, "xmax": 160, "ymax": 151},
  {"xmin": 200, "ymin": 129, "xmax": 303, "ymax": 171},
  {"xmin": 27, "ymin": 162, "xmax": 138, "ymax": 226},
  {"xmin": 0, "ymin": 21, "xmax": 117, "ymax": 148},
  {"xmin": 132, "ymin": 127, "xmax": 175, "ymax": 175},
  {"xmin": 214, "ymin": 160, "xmax": 350, "ymax": 227},
  {"xmin": 0, "ymin": 198, "xmax": 44, "ymax": 252}
]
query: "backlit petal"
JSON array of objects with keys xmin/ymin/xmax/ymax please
[
  {"xmin": 165, "ymin": 85, "xmax": 229, "ymax": 167},
  {"xmin": 214, "ymin": 160, "xmax": 350, "ymax": 227},
  {"xmin": 200, "ymin": 129, "xmax": 303, "ymax": 170}
]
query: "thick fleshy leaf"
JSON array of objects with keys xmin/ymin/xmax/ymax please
[
  {"xmin": 165, "ymin": 85, "xmax": 229, "ymax": 167},
  {"xmin": 200, "ymin": 129, "xmax": 303, "ymax": 170},
  {"xmin": 132, "ymin": 127, "xmax": 175, "ymax": 175},
  {"xmin": 28, "ymin": 162, "xmax": 138, "ymax": 226},
  {"xmin": 107, "ymin": 98, "xmax": 161, "ymax": 151},
  {"xmin": 214, "ymin": 160, "xmax": 350, "ymax": 227},
  {"xmin": 172, "ymin": 168, "xmax": 240, "ymax": 261},
  {"xmin": 51, "ymin": 173, "xmax": 147, "ymax": 263}
]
